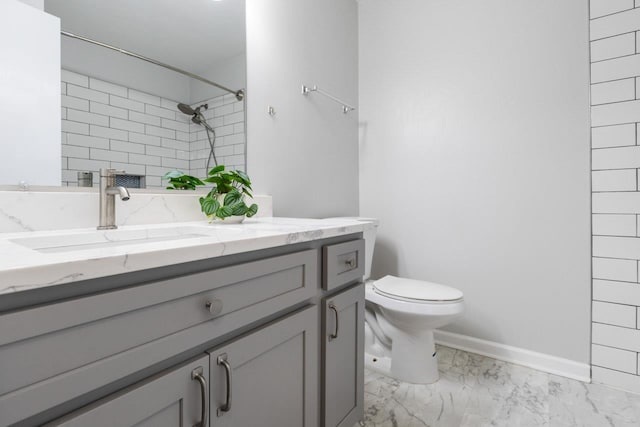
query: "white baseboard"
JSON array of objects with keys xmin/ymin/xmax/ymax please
[{"xmin": 434, "ymin": 330, "xmax": 591, "ymax": 383}]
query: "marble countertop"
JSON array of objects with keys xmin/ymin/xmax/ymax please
[{"xmin": 0, "ymin": 217, "xmax": 375, "ymax": 295}]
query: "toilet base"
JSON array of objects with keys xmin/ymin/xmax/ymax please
[
  {"xmin": 392, "ymin": 329, "xmax": 440, "ymax": 384},
  {"xmin": 364, "ymin": 352, "xmax": 392, "ymax": 378},
  {"xmin": 364, "ymin": 329, "xmax": 440, "ymax": 384}
]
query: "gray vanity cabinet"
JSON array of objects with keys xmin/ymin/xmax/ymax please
[
  {"xmin": 1, "ymin": 234, "xmax": 365, "ymax": 426},
  {"xmin": 45, "ymin": 355, "xmax": 210, "ymax": 427},
  {"xmin": 207, "ymin": 306, "xmax": 319, "ymax": 427},
  {"xmin": 322, "ymin": 284, "xmax": 365, "ymax": 427}
]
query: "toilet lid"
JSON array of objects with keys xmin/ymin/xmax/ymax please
[{"xmin": 373, "ymin": 275, "xmax": 463, "ymax": 302}]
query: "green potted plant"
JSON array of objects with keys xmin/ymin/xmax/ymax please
[
  {"xmin": 199, "ymin": 165, "xmax": 258, "ymax": 223},
  {"xmin": 162, "ymin": 170, "xmax": 205, "ymax": 190}
]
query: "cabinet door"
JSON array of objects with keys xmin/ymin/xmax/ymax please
[
  {"xmin": 208, "ymin": 306, "xmax": 318, "ymax": 427},
  {"xmin": 46, "ymin": 355, "xmax": 209, "ymax": 427},
  {"xmin": 323, "ymin": 283, "xmax": 365, "ymax": 427}
]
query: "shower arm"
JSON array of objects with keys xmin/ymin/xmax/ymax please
[{"xmin": 61, "ymin": 31, "xmax": 245, "ymax": 101}]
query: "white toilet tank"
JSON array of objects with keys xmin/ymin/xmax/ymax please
[{"xmin": 362, "ymin": 222, "xmax": 378, "ymax": 281}]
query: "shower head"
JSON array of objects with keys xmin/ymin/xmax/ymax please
[
  {"xmin": 177, "ymin": 103, "xmax": 195, "ymax": 115},
  {"xmin": 177, "ymin": 103, "xmax": 213, "ymax": 132},
  {"xmin": 177, "ymin": 103, "xmax": 208, "ymax": 117}
]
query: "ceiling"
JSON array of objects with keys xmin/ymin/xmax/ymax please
[{"xmin": 45, "ymin": 0, "xmax": 245, "ymax": 74}]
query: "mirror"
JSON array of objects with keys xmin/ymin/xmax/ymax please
[{"xmin": 46, "ymin": 0, "xmax": 246, "ymax": 189}]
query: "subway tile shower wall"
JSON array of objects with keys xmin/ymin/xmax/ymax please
[
  {"xmin": 189, "ymin": 95, "xmax": 246, "ymax": 179},
  {"xmin": 590, "ymin": 0, "xmax": 640, "ymax": 393},
  {"xmin": 60, "ymin": 69, "xmax": 246, "ymax": 188}
]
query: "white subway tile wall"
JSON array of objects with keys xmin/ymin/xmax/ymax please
[
  {"xmin": 590, "ymin": 0, "xmax": 640, "ymax": 393},
  {"xmin": 60, "ymin": 70, "xmax": 246, "ymax": 188},
  {"xmin": 189, "ymin": 93, "xmax": 246, "ymax": 178}
]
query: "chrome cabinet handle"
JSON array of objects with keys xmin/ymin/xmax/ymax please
[
  {"xmin": 191, "ymin": 367, "xmax": 208, "ymax": 427},
  {"xmin": 345, "ymin": 258, "xmax": 356, "ymax": 268},
  {"xmin": 329, "ymin": 303, "xmax": 339, "ymax": 341},
  {"xmin": 217, "ymin": 354, "xmax": 232, "ymax": 416},
  {"xmin": 205, "ymin": 299, "xmax": 223, "ymax": 316}
]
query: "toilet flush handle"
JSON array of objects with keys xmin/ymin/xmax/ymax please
[{"xmin": 328, "ymin": 302, "xmax": 339, "ymax": 341}]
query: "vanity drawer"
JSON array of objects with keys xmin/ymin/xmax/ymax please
[
  {"xmin": 0, "ymin": 249, "xmax": 317, "ymax": 426},
  {"xmin": 323, "ymin": 239, "xmax": 365, "ymax": 291}
]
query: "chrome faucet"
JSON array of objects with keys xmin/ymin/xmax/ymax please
[{"xmin": 98, "ymin": 168, "xmax": 131, "ymax": 230}]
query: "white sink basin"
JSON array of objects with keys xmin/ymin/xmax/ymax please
[{"xmin": 11, "ymin": 226, "xmax": 215, "ymax": 253}]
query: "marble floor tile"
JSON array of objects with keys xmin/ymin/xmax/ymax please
[
  {"xmin": 362, "ymin": 346, "xmax": 640, "ymax": 427},
  {"xmin": 549, "ymin": 375, "xmax": 637, "ymax": 427}
]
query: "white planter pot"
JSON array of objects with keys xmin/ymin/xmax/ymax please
[
  {"xmin": 211, "ymin": 215, "xmax": 245, "ymax": 224},
  {"xmin": 209, "ymin": 194, "xmax": 246, "ymax": 224}
]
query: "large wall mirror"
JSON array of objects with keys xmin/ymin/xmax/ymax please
[{"xmin": 46, "ymin": 0, "xmax": 246, "ymax": 189}]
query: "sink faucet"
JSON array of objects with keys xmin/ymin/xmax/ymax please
[{"xmin": 98, "ymin": 168, "xmax": 131, "ymax": 230}]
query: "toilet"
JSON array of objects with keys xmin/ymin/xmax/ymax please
[{"xmin": 337, "ymin": 217, "xmax": 465, "ymax": 384}]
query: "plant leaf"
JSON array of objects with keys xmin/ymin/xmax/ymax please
[
  {"xmin": 216, "ymin": 205, "xmax": 233, "ymax": 218},
  {"xmin": 224, "ymin": 189, "xmax": 242, "ymax": 205},
  {"xmin": 164, "ymin": 171, "xmax": 204, "ymax": 190},
  {"xmin": 185, "ymin": 176, "xmax": 205, "ymax": 186},
  {"xmin": 200, "ymin": 197, "xmax": 220, "ymax": 216},
  {"xmin": 230, "ymin": 201, "xmax": 248, "ymax": 215},
  {"xmin": 203, "ymin": 176, "xmax": 223, "ymax": 184},
  {"xmin": 235, "ymin": 170, "xmax": 250, "ymax": 181},
  {"xmin": 218, "ymin": 183, "xmax": 233, "ymax": 194},
  {"xmin": 246, "ymin": 204, "xmax": 258, "ymax": 217},
  {"xmin": 163, "ymin": 170, "xmax": 185, "ymax": 180},
  {"xmin": 230, "ymin": 170, "xmax": 251, "ymax": 187},
  {"xmin": 208, "ymin": 165, "xmax": 225, "ymax": 176}
]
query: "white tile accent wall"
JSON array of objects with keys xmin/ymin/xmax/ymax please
[
  {"xmin": 592, "ymin": 169, "xmax": 637, "ymax": 191},
  {"xmin": 593, "ymin": 214, "xmax": 636, "ymax": 236},
  {"xmin": 590, "ymin": 0, "xmax": 635, "ymax": 20},
  {"xmin": 590, "ymin": 0, "xmax": 640, "ymax": 392},
  {"xmin": 593, "ymin": 257, "xmax": 637, "ymax": 281},
  {"xmin": 60, "ymin": 70, "xmax": 246, "ymax": 188},
  {"xmin": 592, "ymin": 344, "xmax": 637, "ymax": 373},
  {"xmin": 592, "ymin": 123, "xmax": 636, "ymax": 148},
  {"xmin": 593, "ymin": 301, "xmax": 637, "ymax": 328}
]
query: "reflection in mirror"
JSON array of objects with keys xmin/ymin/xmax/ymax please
[{"xmin": 45, "ymin": 0, "xmax": 246, "ymax": 189}]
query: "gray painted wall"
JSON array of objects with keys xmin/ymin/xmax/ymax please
[
  {"xmin": 359, "ymin": 0, "xmax": 591, "ymax": 363},
  {"xmin": 246, "ymin": 0, "xmax": 359, "ymax": 218}
]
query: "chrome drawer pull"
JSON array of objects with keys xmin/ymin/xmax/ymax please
[
  {"xmin": 345, "ymin": 258, "xmax": 356, "ymax": 268},
  {"xmin": 329, "ymin": 302, "xmax": 339, "ymax": 341},
  {"xmin": 217, "ymin": 354, "xmax": 232, "ymax": 416},
  {"xmin": 191, "ymin": 367, "xmax": 208, "ymax": 427},
  {"xmin": 205, "ymin": 299, "xmax": 223, "ymax": 316}
]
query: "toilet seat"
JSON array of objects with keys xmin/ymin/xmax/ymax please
[
  {"xmin": 366, "ymin": 282, "xmax": 463, "ymax": 318},
  {"xmin": 373, "ymin": 275, "xmax": 463, "ymax": 303}
]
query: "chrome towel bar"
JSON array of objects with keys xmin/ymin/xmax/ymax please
[{"xmin": 301, "ymin": 84, "xmax": 355, "ymax": 114}]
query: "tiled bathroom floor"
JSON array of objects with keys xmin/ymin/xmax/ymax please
[{"xmin": 363, "ymin": 346, "xmax": 640, "ymax": 427}]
